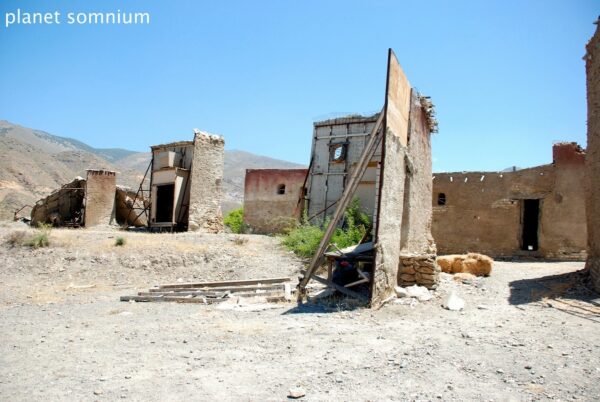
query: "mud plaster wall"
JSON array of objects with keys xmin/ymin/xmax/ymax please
[
  {"xmin": 586, "ymin": 23, "xmax": 600, "ymax": 291},
  {"xmin": 243, "ymin": 169, "xmax": 308, "ymax": 234},
  {"xmin": 401, "ymin": 93, "xmax": 436, "ymax": 255},
  {"xmin": 397, "ymin": 93, "xmax": 439, "ymax": 288},
  {"xmin": 84, "ymin": 170, "xmax": 116, "ymax": 227},
  {"xmin": 372, "ymin": 52, "xmax": 410, "ymax": 307},
  {"xmin": 432, "ymin": 143, "xmax": 587, "ymax": 259},
  {"xmin": 188, "ymin": 132, "xmax": 224, "ymax": 233}
]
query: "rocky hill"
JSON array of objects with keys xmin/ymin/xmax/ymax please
[{"xmin": 0, "ymin": 120, "xmax": 304, "ymax": 220}]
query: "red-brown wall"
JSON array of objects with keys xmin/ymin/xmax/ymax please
[{"xmin": 243, "ymin": 169, "xmax": 308, "ymax": 233}]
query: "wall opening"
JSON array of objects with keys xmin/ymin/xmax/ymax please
[
  {"xmin": 156, "ymin": 184, "xmax": 175, "ymax": 223},
  {"xmin": 277, "ymin": 184, "xmax": 286, "ymax": 195},
  {"xmin": 330, "ymin": 144, "xmax": 347, "ymax": 162},
  {"xmin": 522, "ymin": 199, "xmax": 540, "ymax": 251},
  {"xmin": 437, "ymin": 193, "xmax": 446, "ymax": 206}
]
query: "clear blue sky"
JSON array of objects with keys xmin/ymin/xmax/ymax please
[{"xmin": 1, "ymin": 0, "xmax": 597, "ymax": 172}]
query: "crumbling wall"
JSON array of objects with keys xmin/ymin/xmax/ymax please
[
  {"xmin": 115, "ymin": 186, "xmax": 147, "ymax": 227},
  {"xmin": 84, "ymin": 170, "xmax": 116, "ymax": 226},
  {"xmin": 431, "ymin": 143, "xmax": 587, "ymax": 259},
  {"xmin": 188, "ymin": 132, "xmax": 225, "ymax": 233},
  {"xmin": 243, "ymin": 169, "xmax": 308, "ymax": 234},
  {"xmin": 31, "ymin": 177, "xmax": 86, "ymax": 226},
  {"xmin": 397, "ymin": 93, "xmax": 439, "ymax": 288},
  {"xmin": 586, "ymin": 21, "xmax": 600, "ymax": 291}
]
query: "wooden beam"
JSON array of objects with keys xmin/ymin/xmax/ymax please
[
  {"xmin": 297, "ymin": 108, "xmax": 385, "ymax": 298},
  {"xmin": 148, "ymin": 284, "xmax": 285, "ymax": 293},
  {"xmin": 157, "ymin": 277, "xmax": 291, "ymax": 289}
]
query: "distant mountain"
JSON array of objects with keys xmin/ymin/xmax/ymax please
[{"xmin": 0, "ymin": 120, "xmax": 305, "ymax": 220}]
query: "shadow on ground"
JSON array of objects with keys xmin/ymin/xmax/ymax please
[{"xmin": 508, "ymin": 269, "xmax": 600, "ymax": 323}]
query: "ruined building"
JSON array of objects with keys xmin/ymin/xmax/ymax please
[
  {"xmin": 302, "ymin": 50, "xmax": 439, "ymax": 301},
  {"xmin": 243, "ymin": 168, "xmax": 308, "ymax": 233},
  {"xmin": 585, "ymin": 20, "xmax": 600, "ymax": 291},
  {"xmin": 306, "ymin": 115, "xmax": 382, "ymax": 224},
  {"xmin": 31, "ymin": 169, "xmax": 142, "ymax": 227},
  {"xmin": 432, "ymin": 142, "xmax": 587, "ymax": 260},
  {"xmin": 147, "ymin": 130, "xmax": 224, "ymax": 232}
]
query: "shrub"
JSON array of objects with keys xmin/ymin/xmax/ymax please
[
  {"xmin": 115, "ymin": 236, "xmax": 126, "ymax": 246},
  {"xmin": 26, "ymin": 224, "xmax": 51, "ymax": 248},
  {"xmin": 232, "ymin": 236, "xmax": 248, "ymax": 246},
  {"xmin": 224, "ymin": 208, "xmax": 245, "ymax": 234},
  {"xmin": 282, "ymin": 198, "xmax": 371, "ymax": 258},
  {"xmin": 4, "ymin": 230, "xmax": 27, "ymax": 247}
]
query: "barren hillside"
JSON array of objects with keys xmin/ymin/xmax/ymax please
[{"xmin": 0, "ymin": 120, "xmax": 305, "ymax": 219}]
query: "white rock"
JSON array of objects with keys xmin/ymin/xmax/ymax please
[
  {"xmin": 443, "ymin": 292, "xmax": 465, "ymax": 311},
  {"xmin": 395, "ymin": 285, "xmax": 432, "ymax": 301},
  {"xmin": 288, "ymin": 387, "xmax": 306, "ymax": 399},
  {"xmin": 394, "ymin": 286, "xmax": 409, "ymax": 298}
]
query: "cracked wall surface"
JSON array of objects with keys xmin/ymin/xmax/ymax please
[
  {"xmin": 84, "ymin": 170, "xmax": 116, "ymax": 227},
  {"xmin": 586, "ymin": 22, "xmax": 600, "ymax": 291},
  {"xmin": 188, "ymin": 132, "xmax": 225, "ymax": 233}
]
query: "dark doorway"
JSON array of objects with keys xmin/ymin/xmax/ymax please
[
  {"xmin": 156, "ymin": 184, "xmax": 175, "ymax": 223},
  {"xmin": 521, "ymin": 199, "xmax": 540, "ymax": 251}
]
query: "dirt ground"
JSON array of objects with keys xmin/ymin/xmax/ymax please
[{"xmin": 1, "ymin": 222, "xmax": 599, "ymax": 401}]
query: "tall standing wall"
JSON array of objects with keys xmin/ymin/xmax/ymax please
[
  {"xmin": 188, "ymin": 132, "xmax": 225, "ymax": 233},
  {"xmin": 84, "ymin": 170, "xmax": 116, "ymax": 227},
  {"xmin": 586, "ymin": 21, "xmax": 600, "ymax": 291}
]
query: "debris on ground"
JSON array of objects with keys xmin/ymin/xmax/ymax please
[
  {"xmin": 120, "ymin": 277, "xmax": 293, "ymax": 304},
  {"xmin": 443, "ymin": 292, "xmax": 465, "ymax": 311},
  {"xmin": 394, "ymin": 285, "xmax": 433, "ymax": 301}
]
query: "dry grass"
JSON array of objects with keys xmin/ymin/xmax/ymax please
[
  {"xmin": 231, "ymin": 236, "xmax": 248, "ymax": 246},
  {"xmin": 4, "ymin": 230, "xmax": 27, "ymax": 247}
]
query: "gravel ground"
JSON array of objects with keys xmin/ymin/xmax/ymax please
[{"xmin": 1, "ymin": 223, "xmax": 599, "ymax": 401}]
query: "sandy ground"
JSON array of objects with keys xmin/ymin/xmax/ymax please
[{"xmin": 1, "ymin": 223, "xmax": 599, "ymax": 401}]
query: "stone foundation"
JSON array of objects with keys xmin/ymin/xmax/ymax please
[{"xmin": 398, "ymin": 254, "xmax": 440, "ymax": 289}]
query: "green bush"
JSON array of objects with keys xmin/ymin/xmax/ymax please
[
  {"xmin": 115, "ymin": 236, "xmax": 126, "ymax": 246},
  {"xmin": 282, "ymin": 198, "xmax": 371, "ymax": 258},
  {"xmin": 224, "ymin": 208, "xmax": 245, "ymax": 234},
  {"xmin": 26, "ymin": 224, "xmax": 51, "ymax": 248}
]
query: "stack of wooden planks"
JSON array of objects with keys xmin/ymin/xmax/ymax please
[{"xmin": 120, "ymin": 277, "xmax": 293, "ymax": 304}]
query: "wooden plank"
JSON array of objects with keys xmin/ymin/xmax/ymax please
[
  {"xmin": 148, "ymin": 284, "xmax": 285, "ymax": 293},
  {"xmin": 120, "ymin": 294, "xmax": 288, "ymax": 304},
  {"xmin": 157, "ymin": 277, "xmax": 291, "ymax": 289},
  {"xmin": 138, "ymin": 290, "xmax": 284, "ymax": 298},
  {"xmin": 297, "ymin": 108, "xmax": 385, "ymax": 298}
]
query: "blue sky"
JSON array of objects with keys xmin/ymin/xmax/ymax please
[{"xmin": 0, "ymin": 0, "xmax": 597, "ymax": 172}]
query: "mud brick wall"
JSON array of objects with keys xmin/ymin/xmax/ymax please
[
  {"xmin": 243, "ymin": 169, "xmax": 308, "ymax": 234},
  {"xmin": 431, "ymin": 142, "xmax": 587, "ymax": 260},
  {"xmin": 84, "ymin": 170, "xmax": 116, "ymax": 226},
  {"xmin": 399, "ymin": 254, "xmax": 439, "ymax": 289},
  {"xmin": 586, "ymin": 22, "xmax": 600, "ymax": 291},
  {"xmin": 188, "ymin": 132, "xmax": 224, "ymax": 233}
]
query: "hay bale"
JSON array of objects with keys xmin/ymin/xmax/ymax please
[
  {"xmin": 436, "ymin": 253, "xmax": 493, "ymax": 276},
  {"xmin": 437, "ymin": 255, "xmax": 461, "ymax": 273}
]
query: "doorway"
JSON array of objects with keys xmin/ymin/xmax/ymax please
[
  {"xmin": 156, "ymin": 184, "xmax": 175, "ymax": 223},
  {"xmin": 521, "ymin": 199, "xmax": 540, "ymax": 251}
]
